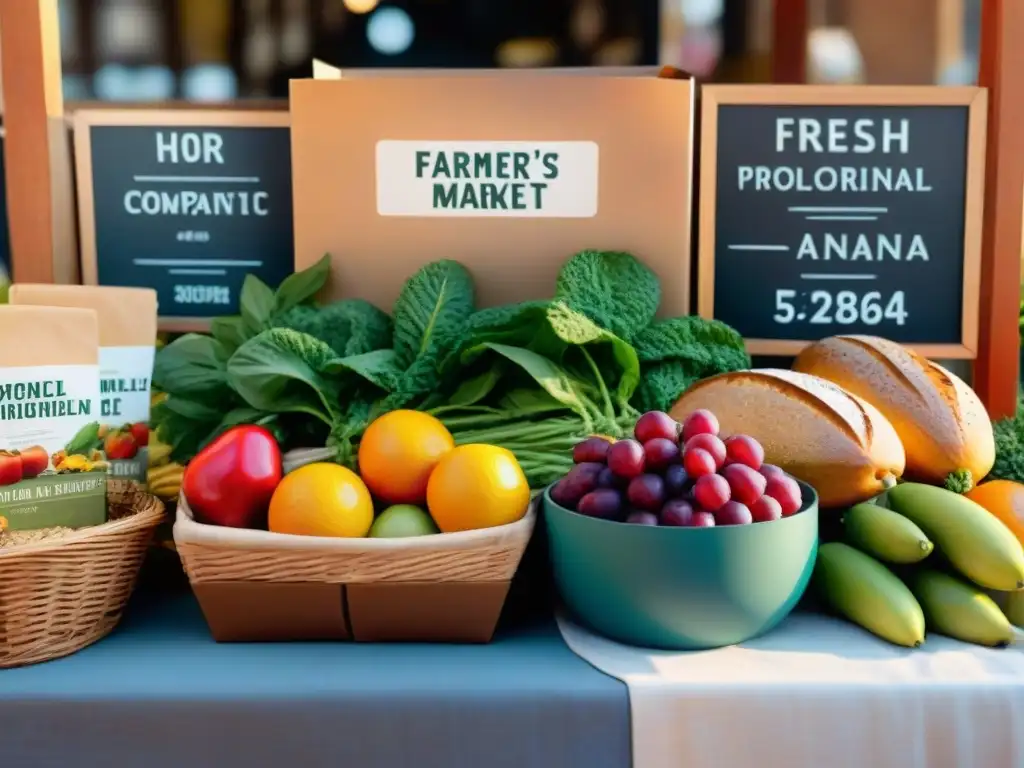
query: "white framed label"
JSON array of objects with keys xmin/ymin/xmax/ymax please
[{"xmin": 376, "ymin": 140, "xmax": 600, "ymax": 218}]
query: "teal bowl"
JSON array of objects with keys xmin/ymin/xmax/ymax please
[{"xmin": 544, "ymin": 481, "xmax": 819, "ymax": 650}]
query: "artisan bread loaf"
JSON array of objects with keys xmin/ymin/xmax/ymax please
[
  {"xmin": 793, "ymin": 335, "xmax": 994, "ymax": 489},
  {"xmin": 670, "ymin": 368, "xmax": 905, "ymax": 508}
]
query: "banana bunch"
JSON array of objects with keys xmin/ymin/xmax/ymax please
[
  {"xmin": 146, "ymin": 390, "xmax": 184, "ymax": 501},
  {"xmin": 814, "ymin": 482, "xmax": 1024, "ymax": 649}
]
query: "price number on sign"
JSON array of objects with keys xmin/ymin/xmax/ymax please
[
  {"xmin": 174, "ymin": 285, "xmax": 231, "ymax": 306},
  {"xmin": 774, "ymin": 289, "xmax": 908, "ymax": 326}
]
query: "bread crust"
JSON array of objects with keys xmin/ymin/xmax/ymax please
[
  {"xmin": 670, "ymin": 368, "xmax": 905, "ymax": 508},
  {"xmin": 793, "ymin": 336, "xmax": 994, "ymax": 487}
]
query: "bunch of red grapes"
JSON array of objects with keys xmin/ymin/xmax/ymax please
[{"xmin": 551, "ymin": 409, "xmax": 804, "ymax": 527}]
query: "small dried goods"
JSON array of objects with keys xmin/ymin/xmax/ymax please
[
  {"xmin": 0, "ymin": 305, "xmax": 106, "ymax": 531},
  {"xmin": 182, "ymin": 425, "xmax": 282, "ymax": 529},
  {"xmin": 9, "ymin": 285, "xmax": 158, "ymax": 486}
]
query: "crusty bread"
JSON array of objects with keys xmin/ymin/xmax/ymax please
[
  {"xmin": 793, "ymin": 336, "xmax": 994, "ymax": 487},
  {"xmin": 670, "ymin": 368, "xmax": 905, "ymax": 508}
]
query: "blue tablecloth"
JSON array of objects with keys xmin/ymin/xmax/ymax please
[{"xmin": 0, "ymin": 590, "xmax": 631, "ymax": 768}]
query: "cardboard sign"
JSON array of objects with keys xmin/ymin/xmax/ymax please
[
  {"xmin": 73, "ymin": 110, "xmax": 293, "ymax": 331},
  {"xmin": 290, "ymin": 67, "xmax": 695, "ymax": 316},
  {"xmin": 698, "ymin": 85, "xmax": 987, "ymax": 358}
]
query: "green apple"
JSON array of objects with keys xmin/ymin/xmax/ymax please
[{"xmin": 370, "ymin": 504, "xmax": 439, "ymax": 538}]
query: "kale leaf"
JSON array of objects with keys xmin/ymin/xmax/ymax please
[
  {"xmin": 554, "ymin": 250, "xmax": 660, "ymax": 342},
  {"xmin": 227, "ymin": 328, "xmax": 344, "ymax": 426}
]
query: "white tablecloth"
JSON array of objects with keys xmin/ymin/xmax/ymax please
[{"xmin": 556, "ymin": 611, "xmax": 1024, "ymax": 768}]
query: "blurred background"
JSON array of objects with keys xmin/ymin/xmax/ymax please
[{"xmin": 55, "ymin": 0, "xmax": 982, "ymax": 103}]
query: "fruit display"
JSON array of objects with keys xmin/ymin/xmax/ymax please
[
  {"xmin": 813, "ymin": 482, "xmax": 1024, "ymax": 648},
  {"xmin": 181, "ymin": 412, "xmax": 531, "ymax": 540},
  {"xmin": 669, "ymin": 368, "xmax": 905, "ymax": 508},
  {"xmin": 793, "ymin": 335, "xmax": 995, "ymax": 491},
  {"xmin": 550, "ymin": 408, "xmax": 806, "ymax": 527}
]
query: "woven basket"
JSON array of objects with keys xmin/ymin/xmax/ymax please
[
  {"xmin": 0, "ymin": 480, "xmax": 165, "ymax": 667},
  {"xmin": 174, "ymin": 494, "xmax": 537, "ymax": 643}
]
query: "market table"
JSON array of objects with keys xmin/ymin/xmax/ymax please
[{"xmin": 0, "ymin": 588, "xmax": 631, "ymax": 768}]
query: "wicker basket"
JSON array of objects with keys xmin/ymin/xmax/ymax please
[
  {"xmin": 174, "ymin": 494, "xmax": 537, "ymax": 643},
  {"xmin": 0, "ymin": 480, "xmax": 165, "ymax": 667}
]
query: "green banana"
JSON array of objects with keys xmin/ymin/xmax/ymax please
[
  {"xmin": 911, "ymin": 570, "xmax": 1013, "ymax": 647},
  {"xmin": 989, "ymin": 589, "xmax": 1024, "ymax": 628},
  {"xmin": 843, "ymin": 502, "xmax": 933, "ymax": 564},
  {"xmin": 885, "ymin": 483, "xmax": 1024, "ymax": 591},
  {"xmin": 814, "ymin": 542, "xmax": 926, "ymax": 647}
]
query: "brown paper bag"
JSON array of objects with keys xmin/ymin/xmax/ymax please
[
  {"xmin": 9, "ymin": 285, "xmax": 157, "ymax": 487},
  {"xmin": 0, "ymin": 305, "xmax": 106, "ymax": 531},
  {"xmin": 289, "ymin": 67, "xmax": 695, "ymax": 315}
]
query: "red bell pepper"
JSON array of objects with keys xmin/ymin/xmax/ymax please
[{"xmin": 182, "ymin": 425, "xmax": 283, "ymax": 529}]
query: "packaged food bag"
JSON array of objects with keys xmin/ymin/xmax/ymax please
[
  {"xmin": 0, "ymin": 305, "xmax": 106, "ymax": 531},
  {"xmin": 9, "ymin": 285, "xmax": 157, "ymax": 487}
]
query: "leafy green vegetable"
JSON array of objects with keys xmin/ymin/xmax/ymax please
[
  {"xmin": 209, "ymin": 316, "xmax": 249, "ymax": 355},
  {"xmin": 392, "ymin": 259, "xmax": 475, "ymax": 369},
  {"xmin": 629, "ymin": 317, "xmax": 751, "ymax": 413},
  {"xmin": 227, "ymin": 329, "xmax": 343, "ymax": 426},
  {"xmin": 554, "ymin": 249, "xmax": 660, "ymax": 342},
  {"xmin": 991, "ymin": 398, "xmax": 1024, "ymax": 484},
  {"xmin": 547, "ymin": 301, "xmax": 640, "ymax": 404},
  {"xmin": 332, "ymin": 349, "xmax": 405, "ymax": 392},
  {"xmin": 274, "ymin": 253, "xmax": 331, "ymax": 314},
  {"xmin": 272, "ymin": 299, "xmax": 393, "ymax": 357},
  {"xmin": 152, "ymin": 249, "xmax": 750, "ymax": 489},
  {"xmin": 240, "ymin": 273, "xmax": 276, "ymax": 333},
  {"xmin": 153, "ymin": 334, "xmax": 231, "ymax": 397}
]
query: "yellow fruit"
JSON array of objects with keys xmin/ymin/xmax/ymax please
[
  {"xmin": 426, "ymin": 444, "xmax": 530, "ymax": 532},
  {"xmin": 268, "ymin": 463, "xmax": 373, "ymax": 538},
  {"xmin": 358, "ymin": 410, "xmax": 454, "ymax": 505}
]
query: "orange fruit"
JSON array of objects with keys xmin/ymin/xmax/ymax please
[
  {"xmin": 268, "ymin": 462, "xmax": 373, "ymax": 538},
  {"xmin": 966, "ymin": 479, "xmax": 1024, "ymax": 545},
  {"xmin": 358, "ymin": 410, "xmax": 454, "ymax": 505},
  {"xmin": 426, "ymin": 444, "xmax": 530, "ymax": 533}
]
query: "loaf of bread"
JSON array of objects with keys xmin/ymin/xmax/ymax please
[
  {"xmin": 793, "ymin": 335, "xmax": 994, "ymax": 489},
  {"xmin": 670, "ymin": 368, "xmax": 905, "ymax": 508}
]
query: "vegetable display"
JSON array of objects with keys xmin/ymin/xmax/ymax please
[{"xmin": 152, "ymin": 251, "xmax": 749, "ymax": 489}]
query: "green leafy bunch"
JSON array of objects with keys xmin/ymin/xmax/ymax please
[
  {"xmin": 991, "ymin": 394, "xmax": 1024, "ymax": 485},
  {"xmin": 152, "ymin": 250, "xmax": 750, "ymax": 488}
]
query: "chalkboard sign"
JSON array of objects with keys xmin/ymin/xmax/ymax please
[
  {"xmin": 74, "ymin": 110, "xmax": 293, "ymax": 330},
  {"xmin": 697, "ymin": 86, "xmax": 986, "ymax": 358}
]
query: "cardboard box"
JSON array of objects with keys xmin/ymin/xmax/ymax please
[{"xmin": 289, "ymin": 65, "xmax": 696, "ymax": 316}]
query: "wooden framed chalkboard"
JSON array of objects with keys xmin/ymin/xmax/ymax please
[
  {"xmin": 73, "ymin": 109, "xmax": 293, "ymax": 332},
  {"xmin": 697, "ymin": 85, "xmax": 987, "ymax": 358}
]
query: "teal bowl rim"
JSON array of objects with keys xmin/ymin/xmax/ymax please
[{"xmin": 542, "ymin": 477, "xmax": 819, "ymax": 528}]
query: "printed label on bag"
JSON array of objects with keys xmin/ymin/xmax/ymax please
[
  {"xmin": 0, "ymin": 363, "xmax": 107, "ymax": 531},
  {"xmin": 97, "ymin": 345, "xmax": 155, "ymax": 484},
  {"xmin": 376, "ymin": 140, "xmax": 600, "ymax": 218}
]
